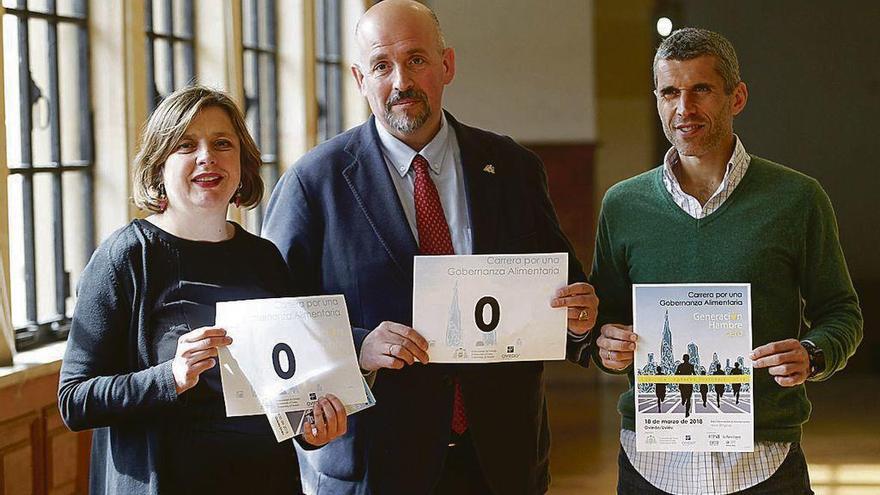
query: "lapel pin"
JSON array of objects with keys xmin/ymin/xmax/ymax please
[{"xmin": 482, "ymin": 164, "xmax": 496, "ymax": 174}]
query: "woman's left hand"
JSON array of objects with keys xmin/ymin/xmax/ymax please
[{"xmin": 301, "ymin": 394, "xmax": 348, "ymax": 447}]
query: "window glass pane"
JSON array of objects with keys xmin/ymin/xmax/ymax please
[
  {"xmin": 57, "ymin": 0, "xmax": 85, "ymax": 18},
  {"xmin": 326, "ymin": 0, "xmax": 340, "ymax": 56},
  {"xmin": 260, "ymin": 53, "xmax": 277, "ymax": 156},
  {"xmin": 260, "ymin": 158, "xmax": 278, "ymax": 193},
  {"xmin": 32, "ymin": 172, "xmax": 58, "ymax": 322},
  {"xmin": 28, "ymin": 18, "xmax": 52, "ymax": 166},
  {"xmin": 153, "ymin": 37, "xmax": 174, "ymax": 95},
  {"xmin": 329, "ymin": 63, "xmax": 341, "ymax": 132},
  {"xmin": 59, "ymin": 22, "xmax": 85, "ymax": 163},
  {"xmin": 25, "ymin": 0, "xmax": 48, "ymax": 13},
  {"xmin": 6, "ymin": 174, "xmax": 27, "ymax": 328},
  {"xmin": 173, "ymin": 0, "xmax": 193, "ymax": 38},
  {"xmin": 315, "ymin": 0, "xmax": 327, "ymax": 56},
  {"xmin": 174, "ymin": 40, "xmax": 193, "ymax": 86},
  {"xmin": 152, "ymin": 0, "xmax": 171, "ymax": 36},
  {"xmin": 259, "ymin": 0, "xmax": 273, "ymax": 49},
  {"xmin": 62, "ymin": 171, "xmax": 88, "ymax": 316},
  {"xmin": 242, "ymin": 0, "xmax": 256, "ymax": 46},
  {"xmin": 2, "ymin": 14, "xmax": 23, "ymax": 167},
  {"xmin": 243, "ymin": 50, "xmax": 257, "ymax": 113},
  {"xmin": 315, "ymin": 0, "xmax": 342, "ymax": 141}
]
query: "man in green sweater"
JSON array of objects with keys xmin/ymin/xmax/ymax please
[{"xmin": 591, "ymin": 28, "xmax": 862, "ymax": 494}]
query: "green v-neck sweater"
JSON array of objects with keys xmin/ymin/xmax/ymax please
[{"xmin": 588, "ymin": 156, "xmax": 863, "ymax": 442}]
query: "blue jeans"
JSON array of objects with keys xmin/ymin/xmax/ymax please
[{"xmin": 617, "ymin": 442, "xmax": 813, "ymax": 494}]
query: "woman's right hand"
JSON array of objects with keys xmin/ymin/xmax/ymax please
[{"xmin": 172, "ymin": 326, "xmax": 233, "ymax": 395}]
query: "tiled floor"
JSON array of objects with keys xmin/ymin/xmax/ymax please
[{"xmin": 544, "ymin": 362, "xmax": 880, "ymax": 494}]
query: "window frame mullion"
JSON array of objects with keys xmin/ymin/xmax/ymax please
[
  {"xmin": 46, "ymin": 0, "xmax": 70, "ymax": 319},
  {"xmin": 76, "ymin": 0, "xmax": 95, "ymax": 257},
  {"xmin": 15, "ymin": 1, "xmax": 38, "ymax": 327}
]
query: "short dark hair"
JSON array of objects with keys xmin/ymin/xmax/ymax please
[
  {"xmin": 132, "ymin": 85, "xmax": 263, "ymax": 212},
  {"xmin": 654, "ymin": 27, "xmax": 741, "ymax": 94}
]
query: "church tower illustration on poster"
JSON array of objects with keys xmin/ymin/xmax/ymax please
[
  {"xmin": 446, "ymin": 281, "xmax": 462, "ymax": 347},
  {"xmin": 660, "ymin": 310, "xmax": 675, "ymax": 373}
]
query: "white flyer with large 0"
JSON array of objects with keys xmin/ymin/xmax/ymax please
[
  {"xmin": 413, "ymin": 253, "xmax": 568, "ymax": 363},
  {"xmin": 634, "ymin": 284, "xmax": 754, "ymax": 452},
  {"xmin": 217, "ymin": 295, "xmax": 368, "ymax": 421}
]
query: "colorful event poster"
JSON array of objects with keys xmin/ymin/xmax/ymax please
[{"xmin": 633, "ymin": 284, "xmax": 754, "ymax": 452}]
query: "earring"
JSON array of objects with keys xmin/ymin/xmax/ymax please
[
  {"xmin": 157, "ymin": 183, "xmax": 167, "ymax": 212},
  {"xmin": 232, "ymin": 183, "xmax": 243, "ymax": 208}
]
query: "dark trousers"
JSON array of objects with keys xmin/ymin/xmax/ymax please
[
  {"xmin": 617, "ymin": 442, "xmax": 813, "ymax": 495},
  {"xmin": 433, "ymin": 432, "xmax": 494, "ymax": 495}
]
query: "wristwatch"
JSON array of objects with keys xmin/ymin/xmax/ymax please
[{"xmin": 800, "ymin": 340, "xmax": 825, "ymax": 378}]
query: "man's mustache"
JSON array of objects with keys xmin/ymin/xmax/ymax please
[{"xmin": 386, "ymin": 89, "xmax": 427, "ymax": 110}]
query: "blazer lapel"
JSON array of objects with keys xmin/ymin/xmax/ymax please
[
  {"xmin": 448, "ymin": 113, "xmax": 501, "ymax": 254},
  {"xmin": 342, "ymin": 117, "xmax": 419, "ymax": 279}
]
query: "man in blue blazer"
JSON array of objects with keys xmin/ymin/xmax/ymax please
[{"xmin": 262, "ymin": 1, "xmax": 597, "ymax": 493}]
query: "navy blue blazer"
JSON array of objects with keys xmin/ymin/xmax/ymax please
[{"xmin": 262, "ymin": 113, "xmax": 590, "ymax": 495}]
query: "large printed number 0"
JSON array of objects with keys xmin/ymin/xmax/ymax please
[
  {"xmin": 474, "ymin": 296, "xmax": 500, "ymax": 333},
  {"xmin": 272, "ymin": 343, "xmax": 296, "ymax": 379}
]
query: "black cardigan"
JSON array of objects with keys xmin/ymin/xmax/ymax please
[{"xmin": 58, "ymin": 219, "xmax": 300, "ymax": 494}]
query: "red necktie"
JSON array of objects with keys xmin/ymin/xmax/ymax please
[{"xmin": 412, "ymin": 154, "xmax": 468, "ymax": 434}]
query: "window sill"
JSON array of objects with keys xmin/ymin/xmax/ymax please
[{"xmin": 0, "ymin": 340, "xmax": 67, "ymax": 388}]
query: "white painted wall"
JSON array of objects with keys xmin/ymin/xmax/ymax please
[{"xmin": 431, "ymin": 0, "xmax": 597, "ymax": 143}]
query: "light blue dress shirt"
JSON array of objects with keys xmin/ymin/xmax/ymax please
[{"xmin": 374, "ymin": 114, "xmax": 473, "ymax": 255}]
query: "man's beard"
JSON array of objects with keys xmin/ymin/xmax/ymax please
[{"xmin": 385, "ymin": 89, "xmax": 431, "ymax": 134}]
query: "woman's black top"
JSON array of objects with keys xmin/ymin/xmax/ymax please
[{"xmin": 58, "ymin": 219, "xmax": 302, "ymax": 494}]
